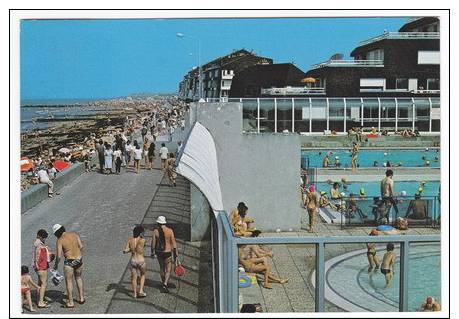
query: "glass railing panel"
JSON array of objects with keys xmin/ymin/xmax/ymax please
[{"xmin": 259, "ymin": 99, "xmax": 275, "ymax": 133}]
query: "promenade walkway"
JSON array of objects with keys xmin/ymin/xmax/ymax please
[{"xmin": 20, "ymin": 158, "xmax": 213, "ymax": 314}]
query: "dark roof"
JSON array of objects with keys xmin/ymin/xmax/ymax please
[
  {"xmin": 229, "ymin": 63, "xmax": 307, "ymax": 97},
  {"xmin": 399, "ymin": 17, "xmax": 439, "ymax": 32}
]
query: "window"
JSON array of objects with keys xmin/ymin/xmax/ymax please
[
  {"xmin": 427, "ymin": 79, "xmax": 440, "ymax": 90},
  {"xmin": 418, "ymin": 51, "xmax": 440, "ymax": 64},
  {"xmin": 366, "ymin": 49, "xmax": 384, "ymax": 61},
  {"xmin": 396, "ymin": 78, "xmax": 408, "ymax": 90},
  {"xmin": 360, "ymin": 78, "xmax": 386, "ymax": 91}
]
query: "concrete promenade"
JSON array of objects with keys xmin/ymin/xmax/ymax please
[{"xmin": 20, "ymin": 158, "xmax": 213, "ymax": 314}]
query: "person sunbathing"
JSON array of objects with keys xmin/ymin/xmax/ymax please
[{"xmin": 238, "ymin": 245, "xmax": 288, "ymax": 289}]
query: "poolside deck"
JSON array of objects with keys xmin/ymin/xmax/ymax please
[{"xmin": 239, "ymin": 207, "xmax": 440, "ymax": 313}]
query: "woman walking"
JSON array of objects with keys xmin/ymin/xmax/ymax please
[
  {"xmin": 32, "ymin": 229, "xmax": 54, "ymax": 308},
  {"xmin": 104, "ymin": 144, "xmax": 113, "ymax": 174},
  {"xmin": 123, "ymin": 226, "xmax": 147, "ymax": 298},
  {"xmin": 166, "ymin": 153, "xmax": 177, "ymax": 187},
  {"xmin": 148, "ymin": 142, "xmax": 156, "ymax": 170},
  {"xmin": 113, "ymin": 146, "xmax": 123, "ymax": 174},
  {"xmin": 133, "ymin": 144, "xmax": 143, "ymax": 174},
  {"xmin": 305, "ymin": 185, "xmax": 319, "ymax": 233}
]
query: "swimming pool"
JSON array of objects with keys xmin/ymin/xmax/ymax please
[
  {"xmin": 315, "ymin": 181, "xmax": 440, "ymax": 198},
  {"xmin": 302, "ymin": 149, "xmax": 440, "ymax": 168},
  {"xmin": 324, "ymin": 243, "xmax": 440, "ymax": 312}
]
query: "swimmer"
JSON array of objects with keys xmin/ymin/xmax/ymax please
[
  {"xmin": 381, "ymin": 243, "xmax": 396, "ymax": 288},
  {"xmin": 418, "ymin": 187, "xmax": 424, "ymax": 194},
  {"xmin": 366, "ymin": 230, "xmax": 380, "ymax": 272},
  {"xmin": 359, "ymin": 188, "xmax": 366, "ymax": 198},
  {"xmin": 383, "ymin": 152, "xmax": 387, "ymax": 156},
  {"xmin": 425, "ymin": 147, "xmax": 429, "ymax": 152},
  {"xmin": 341, "ymin": 178, "xmax": 347, "ymax": 185},
  {"xmin": 420, "ymin": 296, "xmax": 441, "ymax": 311},
  {"xmin": 425, "ymin": 160, "xmax": 430, "ymax": 166},
  {"xmin": 373, "ymin": 161, "xmax": 379, "ymax": 167}
]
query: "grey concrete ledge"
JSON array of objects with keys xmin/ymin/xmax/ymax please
[
  {"xmin": 315, "ymin": 167, "xmax": 440, "ymax": 182},
  {"xmin": 21, "ymin": 162, "xmax": 85, "ymax": 213}
]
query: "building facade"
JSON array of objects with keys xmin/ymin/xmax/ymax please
[{"xmin": 178, "ymin": 49, "xmax": 273, "ymax": 101}]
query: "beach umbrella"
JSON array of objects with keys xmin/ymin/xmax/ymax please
[
  {"xmin": 53, "ymin": 160, "xmax": 71, "ymax": 171},
  {"xmin": 58, "ymin": 147, "xmax": 71, "ymax": 154},
  {"xmin": 20, "ymin": 157, "xmax": 34, "ymax": 172},
  {"xmin": 301, "ymin": 77, "xmax": 316, "ymax": 84}
]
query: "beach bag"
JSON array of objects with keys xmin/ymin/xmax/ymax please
[
  {"xmin": 50, "ymin": 269, "xmax": 64, "ymax": 286},
  {"xmin": 174, "ymin": 259, "xmax": 185, "ymax": 277}
]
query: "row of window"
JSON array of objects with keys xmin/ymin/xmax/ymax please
[
  {"xmin": 360, "ymin": 78, "xmax": 440, "ymax": 91},
  {"xmin": 355, "ymin": 50, "xmax": 439, "ymax": 65}
]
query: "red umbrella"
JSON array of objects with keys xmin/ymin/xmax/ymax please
[
  {"xmin": 53, "ymin": 160, "xmax": 71, "ymax": 171},
  {"xmin": 20, "ymin": 157, "xmax": 34, "ymax": 172}
]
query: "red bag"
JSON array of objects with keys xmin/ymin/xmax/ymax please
[{"xmin": 174, "ymin": 260, "xmax": 185, "ymax": 277}]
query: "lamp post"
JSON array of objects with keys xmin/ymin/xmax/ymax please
[{"xmin": 177, "ymin": 32, "xmax": 202, "ymax": 101}]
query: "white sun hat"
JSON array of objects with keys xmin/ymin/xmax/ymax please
[
  {"xmin": 156, "ymin": 216, "xmax": 167, "ymax": 224},
  {"xmin": 52, "ymin": 224, "xmax": 63, "ymax": 234}
]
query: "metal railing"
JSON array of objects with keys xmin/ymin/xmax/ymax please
[
  {"xmin": 211, "ymin": 210, "xmax": 441, "ymax": 312},
  {"xmin": 359, "ymin": 32, "xmax": 440, "ymax": 46},
  {"xmin": 335, "ymin": 195, "xmax": 441, "ymax": 229},
  {"xmin": 261, "ymin": 87, "xmax": 326, "ymax": 95},
  {"xmin": 312, "ymin": 59, "xmax": 384, "ymax": 69}
]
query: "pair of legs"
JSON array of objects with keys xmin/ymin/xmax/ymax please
[
  {"xmin": 36, "ymin": 270, "xmax": 49, "ymax": 308},
  {"xmin": 157, "ymin": 255, "xmax": 173, "ymax": 292},
  {"xmin": 134, "ymin": 159, "xmax": 140, "ymax": 174},
  {"xmin": 351, "ymin": 157, "xmax": 358, "ymax": 171},
  {"xmin": 247, "ymin": 257, "xmax": 288, "ymax": 289},
  {"xmin": 144, "ymin": 155, "xmax": 149, "ymax": 168},
  {"xmin": 381, "ymin": 269, "xmax": 393, "ymax": 288},
  {"xmin": 99, "ymin": 158, "xmax": 104, "ymax": 173},
  {"xmin": 367, "ymin": 253, "xmax": 380, "ymax": 272},
  {"xmin": 129, "ymin": 263, "xmax": 146, "ymax": 298},
  {"xmin": 42, "ymin": 180, "xmax": 54, "ymax": 197},
  {"xmin": 167, "ymin": 171, "xmax": 177, "ymax": 187},
  {"xmin": 308, "ymin": 208, "xmax": 316, "ymax": 232},
  {"xmin": 22, "ymin": 289, "xmax": 35, "ymax": 312},
  {"xmin": 161, "ymin": 159, "xmax": 167, "ymax": 170},
  {"xmin": 148, "ymin": 156, "xmax": 155, "ymax": 169},
  {"xmin": 63, "ymin": 264, "xmax": 84, "ymax": 307},
  {"xmin": 115, "ymin": 159, "xmax": 122, "ymax": 174}
]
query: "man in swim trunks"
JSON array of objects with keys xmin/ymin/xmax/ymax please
[
  {"xmin": 405, "ymin": 193, "xmax": 428, "ymax": 219},
  {"xmin": 380, "ymin": 169, "xmax": 400, "ymax": 219},
  {"xmin": 52, "ymin": 224, "xmax": 84, "ymax": 308},
  {"xmin": 151, "ymin": 216, "xmax": 178, "ymax": 293},
  {"xmin": 366, "ymin": 230, "xmax": 380, "ymax": 272},
  {"xmin": 123, "ymin": 225, "xmax": 147, "ymax": 298},
  {"xmin": 381, "ymin": 243, "xmax": 396, "ymax": 288},
  {"xmin": 351, "ymin": 142, "xmax": 359, "ymax": 171}
]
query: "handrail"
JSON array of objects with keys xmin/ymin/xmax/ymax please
[
  {"xmin": 312, "ymin": 59, "xmax": 383, "ymax": 69},
  {"xmin": 359, "ymin": 31, "xmax": 439, "ymax": 46}
]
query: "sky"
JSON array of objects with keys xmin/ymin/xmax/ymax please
[{"xmin": 20, "ymin": 17, "xmax": 409, "ymax": 100}]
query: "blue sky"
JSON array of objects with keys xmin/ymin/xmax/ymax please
[{"xmin": 20, "ymin": 17, "xmax": 408, "ymax": 100}]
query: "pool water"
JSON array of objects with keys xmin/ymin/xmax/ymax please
[
  {"xmin": 302, "ymin": 149, "xmax": 440, "ymax": 168},
  {"xmin": 315, "ymin": 181, "xmax": 440, "ymax": 198},
  {"xmin": 326, "ymin": 243, "xmax": 440, "ymax": 312},
  {"xmin": 358, "ymin": 244, "xmax": 441, "ymax": 312}
]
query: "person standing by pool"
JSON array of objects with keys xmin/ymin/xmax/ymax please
[
  {"xmin": 366, "ymin": 229, "xmax": 380, "ymax": 273},
  {"xmin": 351, "ymin": 142, "xmax": 359, "ymax": 171},
  {"xmin": 380, "ymin": 170, "xmax": 400, "ymax": 219},
  {"xmin": 151, "ymin": 216, "xmax": 178, "ymax": 293},
  {"xmin": 305, "ymin": 185, "xmax": 319, "ymax": 233},
  {"xmin": 381, "ymin": 243, "xmax": 396, "ymax": 288},
  {"xmin": 334, "ymin": 156, "xmax": 341, "ymax": 168},
  {"xmin": 123, "ymin": 225, "xmax": 147, "ymax": 298},
  {"xmin": 322, "ymin": 155, "xmax": 330, "ymax": 168}
]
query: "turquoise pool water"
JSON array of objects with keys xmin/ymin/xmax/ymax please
[
  {"xmin": 302, "ymin": 149, "xmax": 440, "ymax": 168},
  {"xmin": 316, "ymin": 181, "xmax": 440, "ymax": 198},
  {"xmin": 326, "ymin": 243, "xmax": 441, "ymax": 312},
  {"xmin": 358, "ymin": 244, "xmax": 441, "ymax": 312}
]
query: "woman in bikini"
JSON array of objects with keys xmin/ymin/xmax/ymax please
[
  {"xmin": 123, "ymin": 225, "xmax": 147, "ymax": 298},
  {"xmin": 238, "ymin": 245, "xmax": 288, "ymax": 289}
]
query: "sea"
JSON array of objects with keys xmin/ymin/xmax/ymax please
[{"xmin": 20, "ymin": 98, "xmax": 106, "ymax": 133}]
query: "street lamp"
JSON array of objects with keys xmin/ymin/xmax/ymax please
[{"xmin": 176, "ymin": 32, "xmax": 203, "ymax": 101}]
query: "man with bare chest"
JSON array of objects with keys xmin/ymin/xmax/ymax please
[{"xmin": 52, "ymin": 224, "xmax": 85, "ymax": 308}]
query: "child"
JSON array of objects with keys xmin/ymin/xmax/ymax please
[
  {"xmin": 381, "ymin": 243, "xmax": 396, "ymax": 288},
  {"xmin": 21, "ymin": 266, "xmax": 40, "ymax": 312}
]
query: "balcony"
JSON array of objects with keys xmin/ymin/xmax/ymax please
[
  {"xmin": 311, "ymin": 60, "xmax": 384, "ymax": 69},
  {"xmin": 261, "ymin": 86, "xmax": 326, "ymax": 96},
  {"xmin": 359, "ymin": 32, "xmax": 439, "ymax": 46}
]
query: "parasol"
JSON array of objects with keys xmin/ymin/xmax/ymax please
[
  {"xmin": 20, "ymin": 157, "xmax": 34, "ymax": 172},
  {"xmin": 301, "ymin": 77, "xmax": 316, "ymax": 84}
]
